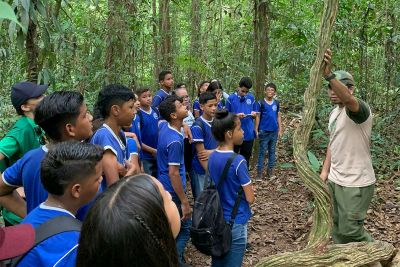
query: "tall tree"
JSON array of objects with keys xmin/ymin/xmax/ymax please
[
  {"xmin": 159, "ymin": 0, "xmax": 173, "ymax": 70},
  {"xmin": 253, "ymin": 0, "xmax": 270, "ymax": 99},
  {"xmin": 152, "ymin": 0, "xmax": 160, "ymax": 79},
  {"xmin": 189, "ymin": 0, "xmax": 202, "ymax": 96},
  {"xmin": 26, "ymin": 0, "xmax": 39, "ymax": 82}
]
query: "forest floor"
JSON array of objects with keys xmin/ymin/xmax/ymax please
[{"xmin": 185, "ymin": 131, "xmax": 400, "ymax": 267}]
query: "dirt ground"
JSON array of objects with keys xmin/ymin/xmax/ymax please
[{"xmin": 185, "ymin": 141, "xmax": 400, "ymax": 267}]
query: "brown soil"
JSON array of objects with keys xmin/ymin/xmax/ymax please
[{"xmin": 185, "ymin": 142, "xmax": 400, "ymax": 266}]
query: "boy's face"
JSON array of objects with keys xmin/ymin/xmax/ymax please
[
  {"xmin": 69, "ymin": 103, "xmax": 93, "ymax": 141},
  {"xmin": 264, "ymin": 87, "xmax": 276, "ymax": 98},
  {"xmin": 139, "ymin": 91, "xmax": 152, "ymax": 107},
  {"xmin": 200, "ymin": 99, "xmax": 217, "ymax": 118},
  {"xmin": 238, "ymin": 87, "xmax": 249, "ymax": 97},
  {"xmin": 117, "ymin": 99, "xmax": 135, "ymax": 127},
  {"xmin": 77, "ymin": 162, "xmax": 103, "ymax": 205},
  {"xmin": 160, "ymin": 74, "xmax": 174, "ymax": 90},
  {"xmin": 133, "ymin": 95, "xmax": 139, "ymax": 114},
  {"xmin": 172, "ymin": 100, "xmax": 188, "ymax": 120},
  {"xmin": 175, "ymin": 88, "xmax": 190, "ymax": 108},
  {"xmin": 232, "ymin": 118, "xmax": 244, "ymax": 145}
]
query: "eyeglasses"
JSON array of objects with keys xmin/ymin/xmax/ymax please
[{"xmin": 34, "ymin": 126, "xmax": 46, "ymax": 145}]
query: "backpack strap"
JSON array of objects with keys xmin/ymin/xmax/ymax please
[
  {"xmin": 10, "ymin": 216, "xmax": 81, "ymax": 267},
  {"xmin": 229, "ymin": 187, "xmax": 244, "ymax": 226}
]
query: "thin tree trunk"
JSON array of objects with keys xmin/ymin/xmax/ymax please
[
  {"xmin": 189, "ymin": 0, "xmax": 201, "ymax": 97},
  {"xmin": 159, "ymin": 0, "xmax": 172, "ymax": 70},
  {"xmin": 26, "ymin": 0, "xmax": 39, "ymax": 82},
  {"xmin": 152, "ymin": 0, "xmax": 159, "ymax": 79}
]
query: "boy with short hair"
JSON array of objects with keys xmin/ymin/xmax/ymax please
[
  {"xmin": 152, "ymin": 70, "xmax": 174, "ymax": 109},
  {"xmin": 0, "ymin": 82, "xmax": 47, "ymax": 169},
  {"xmin": 157, "ymin": 95, "xmax": 191, "ymax": 265},
  {"xmin": 256, "ymin": 82, "xmax": 282, "ymax": 180},
  {"xmin": 136, "ymin": 87, "xmax": 159, "ymax": 178},
  {"xmin": 190, "ymin": 92, "xmax": 218, "ymax": 199},
  {"xmin": 17, "ymin": 141, "xmax": 104, "ymax": 267},
  {"xmin": 226, "ymin": 77, "xmax": 258, "ymax": 165},
  {"xmin": 90, "ymin": 84, "xmax": 135, "ymax": 190},
  {"xmin": 0, "ymin": 91, "xmax": 94, "ymax": 219}
]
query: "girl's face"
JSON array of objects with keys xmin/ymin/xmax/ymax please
[
  {"xmin": 199, "ymin": 83, "xmax": 209, "ymax": 94},
  {"xmin": 152, "ymin": 177, "xmax": 181, "ymax": 238},
  {"xmin": 232, "ymin": 118, "xmax": 244, "ymax": 145}
]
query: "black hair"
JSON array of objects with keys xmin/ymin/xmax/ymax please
[
  {"xmin": 40, "ymin": 141, "xmax": 104, "ymax": 196},
  {"xmin": 34, "ymin": 91, "xmax": 84, "ymax": 142},
  {"xmin": 211, "ymin": 110, "xmax": 237, "ymax": 143},
  {"xmin": 93, "ymin": 84, "xmax": 134, "ymax": 120},
  {"xmin": 265, "ymin": 82, "xmax": 277, "ymax": 91},
  {"xmin": 197, "ymin": 81, "xmax": 209, "ymax": 97},
  {"xmin": 77, "ymin": 174, "xmax": 178, "ymax": 267},
  {"xmin": 239, "ymin": 77, "xmax": 253, "ymax": 89},
  {"xmin": 175, "ymin": 83, "xmax": 186, "ymax": 89},
  {"xmin": 206, "ymin": 80, "xmax": 223, "ymax": 93},
  {"xmin": 158, "ymin": 70, "xmax": 172, "ymax": 82},
  {"xmin": 158, "ymin": 95, "xmax": 182, "ymax": 123},
  {"xmin": 199, "ymin": 91, "xmax": 217, "ymax": 105},
  {"xmin": 136, "ymin": 87, "xmax": 151, "ymax": 97}
]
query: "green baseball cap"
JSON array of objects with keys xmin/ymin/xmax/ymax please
[{"xmin": 334, "ymin": 70, "xmax": 354, "ymax": 87}]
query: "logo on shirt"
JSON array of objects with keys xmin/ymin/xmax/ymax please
[
  {"xmin": 246, "ymin": 99, "xmax": 252, "ymax": 105},
  {"xmin": 153, "ymin": 113, "xmax": 159, "ymax": 120},
  {"xmin": 272, "ymin": 105, "xmax": 277, "ymax": 111}
]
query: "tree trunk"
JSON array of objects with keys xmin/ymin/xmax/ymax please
[
  {"xmin": 26, "ymin": 0, "xmax": 39, "ymax": 82},
  {"xmin": 189, "ymin": 0, "xmax": 201, "ymax": 97},
  {"xmin": 256, "ymin": 0, "xmax": 396, "ymax": 265},
  {"xmin": 159, "ymin": 0, "xmax": 173, "ymax": 70},
  {"xmin": 152, "ymin": 0, "xmax": 160, "ymax": 79},
  {"xmin": 384, "ymin": 8, "xmax": 396, "ymax": 112},
  {"xmin": 253, "ymin": 0, "xmax": 269, "ymax": 100}
]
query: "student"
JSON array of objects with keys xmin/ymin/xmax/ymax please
[
  {"xmin": 256, "ymin": 83, "xmax": 283, "ymax": 180},
  {"xmin": 0, "ymin": 91, "xmax": 93, "ymax": 219},
  {"xmin": 0, "ymin": 82, "xmax": 47, "ymax": 169},
  {"xmin": 193, "ymin": 81, "xmax": 210, "ymax": 118},
  {"xmin": 152, "ymin": 71, "xmax": 174, "ymax": 109},
  {"xmin": 208, "ymin": 110, "xmax": 255, "ymax": 267},
  {"xmin": 190, "ymin": 92, "xmax": 218, "ymax": 199},
  {"xmin": 135, "ymin": 87, "xmax": 159, "ymax": 178},
  {"xmin": 206, "ymin": 80, "xmax": 225, "ymax": 110},
  {"xmin": 225, "ymin": 77, "xmax": 258, "ymax": 166},
  {"xmin": 157, "ymin": 95, "xmax": 191, "ymax": 265},
  {"xmin": 17, "ymin": 141, "xmax": 103, "ymax": 267},
  {"xmin": 76, "ymin": 174, "xmax": 180, "ymax": 267},
  {"xmin": 126, "ymin": 93, "xmax": 142, "ymax": 155},
  {"xmin": 90, "ymin": 84, "xmax": 136, "ymax": 190}
]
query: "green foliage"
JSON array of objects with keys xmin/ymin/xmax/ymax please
[
  {"xmin": 0, "ymin": 1, "xmax": 26, "ymax": 32},
  {"xmin": 307, "ymin": 150, "xmax": 321, "ymax": 172}
]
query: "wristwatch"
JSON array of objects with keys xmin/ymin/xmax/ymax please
[{"xmin": 324, "ymin": 72, "xmax": 336, "ymax": 82}]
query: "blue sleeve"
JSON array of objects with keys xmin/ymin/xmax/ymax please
[
  {"xmin": 91, "ymin": 132, "xmax": 117, "ymax": 156},
  {"xmin": 2, "ymin": 157, "xmax": 24, "ymax": 187},
  {"xmin": 127, "ymin": 138, "xmax": 138, "ymax": 157},
  {"xmin": 152, "ymin": 94, "xmax": 162, "ymax": 108},
  {"xmin": 276, "ymin": 100, "xmax": 280, "ymax": 112},
  {"xmin": 253, "ymin": 98, "xmax": 260, "ymax": 112},
  {"xmin": 225, "ymin": 98, "xmax": 232, "ymax": 112},
  {"xmin": 235, "ymin": 156, "xmax": 251, "ymax": 186},
  {"xmin": 167, "ymin": 141, "xmax": 183, "ymax": 166},
  {"xmin": 193, "ymin": 101, "xmax": 200, "ymax": 111},
  {"xmin": 191, "ymin": 125, "xmax": 204, "ymax": 143}
]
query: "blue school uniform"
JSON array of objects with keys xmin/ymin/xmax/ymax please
[
  {"xmin": 126, "ymin": 137, "xmax": 138, "ymax": 159},
  {"xmin": 90, "ymin": 124, "xmax": 127, "ymax": 191},
  {"xmin": 258, "ymin": 98, "xmax": 280, "ymax": 132},
  {"xmin": 225, "ymin": 93, "xmax": 258, "ymax": 141},
  {"xmin": 138, "ymin": 108, "xmax": 159, "ymax": 160},
  {"xmin": 2, "ymin": 146, "xmax": 48, "ymax": 213},
  {"xmin": 193, "ymin": 98, "xmax": 202, "ymax": 116},
  {"xmin": 208, "ymin": 150, "xmax": 252, "ymax": 224},
  {"xmin": 191, "ymin": 117, "xmax": 217, "ymax": 175},
  {"xmin": 128, "ymin": 114, "xmax": 143, "ymax": 159},
  {"xmin": 18, "ymin": 204, "xmax": 79, "ymax": 267},
  {"xmin": 152, "ymin": 89, "xmax": 170, "ymax": 108},
  {"xmin": 157, "ymin": 121, "xmax": 186, "ymax": 196}
]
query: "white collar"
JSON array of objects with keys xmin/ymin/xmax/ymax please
[
  {"xmin": 40, "ymin": 203, "xmax": 76, "ymax": 218},
  {"xmin": 139, "ymin": 107, "xmax": 152, "ymax": 115},
  {"xmin": 215, "ymin": 149, "xmax": 234, "ymax": 153},
  {"xmin": 200, "ymin": 116, "xmax": 213, "ymax": 127},
  {"xmin": 167, "ymin": 123, "xmax": 183, "ymax": 137},
  {"xmin": 102, "ymin": 123, "xmax": 126, "ymax": 150}
]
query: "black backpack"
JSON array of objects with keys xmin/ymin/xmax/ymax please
[
  {"xmin": 190, "ymin": 153, "xmax": 243, "ymax": 257},
  {"xmin": 8, "ymin": 216, "xmax": 82, "ymax": 267}
]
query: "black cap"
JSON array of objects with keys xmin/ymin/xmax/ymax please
[{"xmin": 11, "ymin": 82, "xmax": 48, "ymax": 109}]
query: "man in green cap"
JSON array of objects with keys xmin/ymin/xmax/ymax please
[{"xmin": 320, "ymin": 49, "xmax": 375, "ymax": 244}]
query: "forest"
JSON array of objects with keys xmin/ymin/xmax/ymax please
[{"xmin": 0, "ymin": 0, "xmax": 399, "ymax": 266}]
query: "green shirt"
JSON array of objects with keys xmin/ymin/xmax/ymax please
[{"xmin": 0, "ymin": 116, "xmax": 44, "ymax": 171}]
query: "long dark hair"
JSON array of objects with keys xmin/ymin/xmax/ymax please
[{"xmin": 76, "ymin": 174, "xmax": 178, "ymax": 267}]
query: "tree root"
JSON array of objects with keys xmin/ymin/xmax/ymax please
[{"xmin": 255, "ymin": 241, "xmax": 396, "ymax": 267}]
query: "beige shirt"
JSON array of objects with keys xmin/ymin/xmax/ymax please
[{"xmin": 328, "ymin": 101, "xmax": 375, "ymax": 187}]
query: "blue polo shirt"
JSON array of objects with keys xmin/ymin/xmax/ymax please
[
  {"xmin": 217, "ymin": 101, "xmax": 224, "ymax": 111},
  {"xmin": 193, "ymin": 98, "xmax": 202, "ymax": 116},
  {"xmin": 191, "ymin": 116, "xmax": 217, "ymax": 174},
  {"xmin": 225, "ymin": 93, "xmax": 258, "ymax": 141},
  {"xmin": 128, "ymin": 114, "xmax": 143, "ymax": 159},
  {"xmin": 90, "ymin": 124, "xmax": 127, "ymax": 191},
  {"xmin": 157, "ymin": 121, "xmax": 186, "ymax": 196},
  {"xmin": 138, "ymin": 108, "xmax": 159, "ymax": 160},
  {"xmin": 152, "ymin": 89, "xmax": 170, "ymax": 108},
  {"xmin": 258, "ymin": 99, "xmax": 280, "ymax": 132},
  {"xmin": 208, "ymin": 150, "xmax": 252, "ymax": 224},
  {"xmin": 18, "ymin": 204, "xmax": 78, "ymax": 267},
  {"xmin": 2, "ymin": 146, "xmax": 48, "ymax": 213},
  {"xmin": 126, "ymin": 137, "xmax": 138, "ymax": 160}
]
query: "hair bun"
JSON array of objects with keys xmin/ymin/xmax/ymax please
[{"xmin": 215, "ymin": 109, "xmax": 229, "ymax": 119}]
